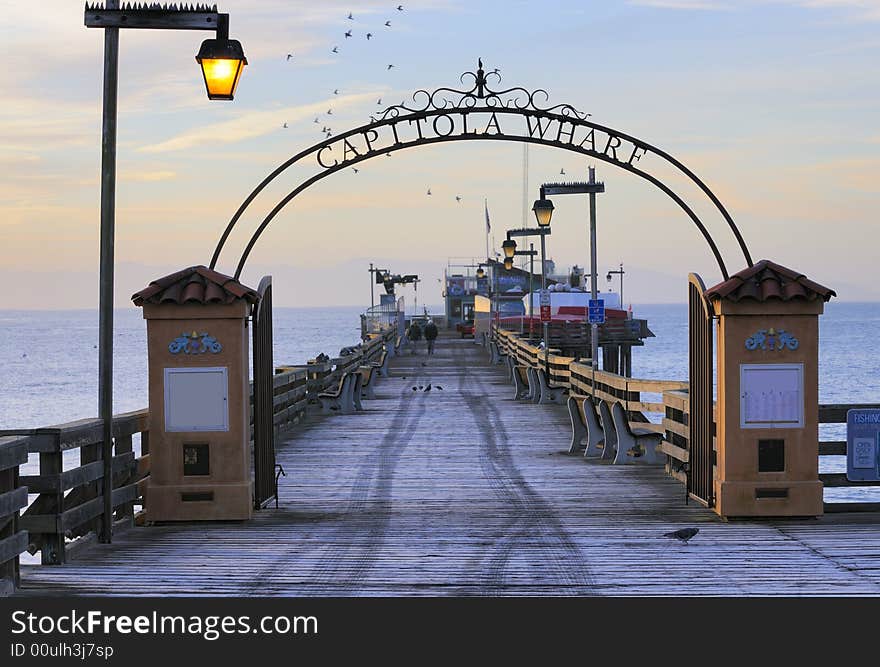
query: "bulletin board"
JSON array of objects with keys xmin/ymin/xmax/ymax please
[
  {"xmin": 164, "ymin": 367, "xmax": 229, "ymax": 432},
  {"xmin": 740, "ymin": 363, "xmax": 804, "ymax": 429}
]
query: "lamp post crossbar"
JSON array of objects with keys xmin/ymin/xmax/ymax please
[{"xmin": 85, "ymin": 7, "xmax": 222, "ymax": 31}]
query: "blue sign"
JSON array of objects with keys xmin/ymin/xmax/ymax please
[
  {"xmin": 588, "ymin": 298, "xmax": 605, "ymax": 324},
  {"xmin": 847, "ymin": 409, "xmax": 880, "ymax": 482}
]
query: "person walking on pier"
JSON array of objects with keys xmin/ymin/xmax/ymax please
[
  {"xmin": 407, "ymin": 319, "xmax": 422, "ymax": 354},
  {"xmin": 424, "ymin": 318, "xmax": 439, "ymax": 355}
]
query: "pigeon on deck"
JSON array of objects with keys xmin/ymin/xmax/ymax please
[{"xmin": 663, "ymin": 527, "xmax": 699, "ymax": 544}]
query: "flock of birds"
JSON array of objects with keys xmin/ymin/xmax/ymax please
[{"xmin": 279, "ymin": 5, "xmax": 574, "ymax": 204}]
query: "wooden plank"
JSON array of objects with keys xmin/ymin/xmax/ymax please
[
  {"xmin": 0, "ymin": 487, "xmax": 28, "ymax": 520},
  {"xmin": 0, "ymin": 437, "xmax": 28, "ymax": 471},
  {"xmin": 820, "ymin": 404, "xmax": 880, "ymax": 423},
  {"xmin": 658, "ymin": 440, "xmax": 688, "ymax": 463},
  {"xmin": 820, "ymin": 473, "xmax": 880, "ymax": 488},
  {"xmin": 20, "ymin": 453, "xmax": 135, "ymax": 494},
  {"xmin": 0, "ymin": 531, "xmax": 27, "ymax": 566},
  {"xmin": 819, "ymin": 441, "xmax": 846, "ymax": 456}
]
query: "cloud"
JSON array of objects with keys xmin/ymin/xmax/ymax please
[
  {"xmin": 136, "ymin": 92, "xmax": 378, "ymax": 153},
  {"xmin": 628, "ymin": 0, "xmax": 731, "ymax": 8},
  {"xmin": 121, "ymin": 170, "xmax": 177, "ymax": 182}
]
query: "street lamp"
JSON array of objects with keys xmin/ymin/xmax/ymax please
[
  {"xmin": 531, "ymin": 198, "xmax": 553, "ymax": 369},
  {"xmin": 195, "ymin": 16, "xmax": 247, "ymax": 100},
  {"xmin": 503, "ymin": 257, "xmax": 514, "ymax": 270},
  {"xmin": 476, "ymin": 267, "xmax": 485, "ymax": 279},
  {"xmin": 532, "ymin": 198, "xmax": 554, "ymax": 227},
  {"xmin": 501, "ymin": 239, "xmax": 517, "ymax": 259},
  {"xmin": 607, "ymin": 263, "xmax": 625, "ymax": 309},
  {"xmin": 85, "ymin": 2, "xmax": 246, "ymax": 544}
]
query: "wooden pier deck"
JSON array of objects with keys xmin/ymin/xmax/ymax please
[{"xmin": 17, "ymin": 334, "xmax": 880, "ymax": 596}]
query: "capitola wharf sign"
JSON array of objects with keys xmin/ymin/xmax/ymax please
[
  {"xmin": 315, "ymin": 111, "xmax": 648, "ymax": 170},
  {"xmin": 209, "ymin": 60, "xmax": 753, "ymax": 281}
]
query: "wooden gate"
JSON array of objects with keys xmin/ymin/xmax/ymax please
[
  {"xmin": 252, "ymin": 276, "xmax": 276, "ymax": 509},
  {"xmin": 688, "ymin": 273, "xmax": 715, "ymax": 506}
]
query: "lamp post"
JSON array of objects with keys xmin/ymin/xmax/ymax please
[
  {"xmin": 532, "ymin": 197, "xmax": 554, "ymax": 374},
  {"xmin": 540, "ymin": 170, "xmax": 605, "ymax": 384},
  {"xmin": 501, "ymin": 235, "xmax": 539, "ymax": 336},
  {"xmin": 607, "ymin": 263, "xmax": 625, "ymax": 310},
  {"xmin": 85, "ymin": 2, "xmax": 246, "ymax": 543}
]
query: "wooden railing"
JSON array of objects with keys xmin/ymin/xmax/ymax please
[
  {"xmin": 0, "ymin": 327, "xmax": 397, "ymax": 592},
  {"xmin": 491, "ymin": 324, "xmax": 880, "ymax": 510},
  {"xmin": 2, "ymin": 410, "xmax": 149, "ymax": 566},
  {"xmin": 0, "ymin": 436, "xmax": 29, "ymax": 595}
]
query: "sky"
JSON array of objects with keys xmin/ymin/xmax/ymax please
[{"xmin": 1, "ymin": 0, "xmax": 878, "ymax": 309}]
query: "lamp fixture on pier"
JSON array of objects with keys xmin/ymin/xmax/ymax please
[
  {"xmin": 501, "ymin": 238, "xmax": 517, "ymax": 259},
  {"xmin": 476, "ymin": 267, "xmax": 485, "ymax": 279},
  {"xmin": 532, "ymin": 198, "xmax": 554, "ymax": 227},
  {"xmin": 503, "ymin": 257, "xmax": 514, "ymax": 270},
  {"xmin": 195, "ymin": 16, "xmax": 247, "ymax": 100}
]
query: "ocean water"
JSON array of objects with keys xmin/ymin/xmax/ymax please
[{"xmin": 1, "ymin": 301, "xmax": 878, "ymax": 502}]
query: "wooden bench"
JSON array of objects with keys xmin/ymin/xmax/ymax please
[
  {"xmin": 369, "ymin": 348, "xmax": 390, "ymax": 378},
  {"xmin": 489, "ymin": 340, "xmax": 505, "ymax": 365},
  {"xmin": 358, "ymin": 365, "xmax": 376, "ymax": 400},
  {"xmin": 597, "ymin": 400, "xmax": 618, "ymax": 461},
  {"xmin": 610, "ymin": 400, "xmax": 664, "ymax": 465},
  {"xmin": 567, "ymin": 394, "xmax": 604, "ymax": 456},
  {"xmin": 351, "ymin": 371, "xmax": 364, "ymax": 411},
  {"xmin": 512, "ymin": 361, "xmax": 531, "ymax": 400},
  {"xmin": 535, "ymin": 367, "xmax": 566, "ymax": 405},
  {"xmin": 318, "ymin": 372, "xmax": 355, "ymax": 415},
  {"xmin": 526, "ymin": 366, "xmax": 541, "ymax": 403}
]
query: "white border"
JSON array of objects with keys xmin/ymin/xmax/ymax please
[
  {"xmin": 740, "ymin": 363, "xmax": 804, "ymax": 429},
  {"xmin": 164, "ymin": 366, "xmax": 229, "ymax": 432}
]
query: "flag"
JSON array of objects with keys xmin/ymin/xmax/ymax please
[{"xmin": 484, "ymin": 199, "xmax": 491, "ymax": 234}]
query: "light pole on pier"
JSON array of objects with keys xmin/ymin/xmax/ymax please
[
  {"xmin": 607, "ymin": 263, "xmax": 625, "ymax": 310},
  {"xmin": 502, "ymin": 234, "xmax": 538, "ymax": 335},
  {"xmin": 539, "ymin": 170, "xmax": 605, "ymax": 383},
  {"xmin": 85, "ymin": 2, "xmax": 247, "ymax": 543}
]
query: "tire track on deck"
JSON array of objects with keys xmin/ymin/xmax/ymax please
[
  {"xmin": 298, "ymin": 376, "xmax": 426, "ymax": 594},
  {"xmin": 454, "ymin": 344, "xmax": 596, "ymax": 595},
  {"xmin": 244, "ymin": 376, "xmax": 425, "ymax": 595}
]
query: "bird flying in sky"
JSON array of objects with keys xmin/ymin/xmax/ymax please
[
  {"xmin": 332, "ymin": 46, "xmax": 339, "ymax": 53},
  {"xmin": 385, "ymin": 20, "xmax": 392, "ymax": 27},
  {"xmin": 387, "ymin": 64, "xmax": 395, "ymax": 69},
  {"xmin": 334, "ymin": 89, "xmax": 339, "ymax": 94},
  {"xmin": 427, "ymin": 188, "xmax": 432, "ymax": 195},
  {"xmin": 352, "ymin": 168, "xmax": 359, "ymax": 173},
  {"xmin": 455, "ymin": 196, "xmax": 462, "ymax": 202},
  {"xmin": 560, "ymin": 168, "xmax": 565, "ymax": 175},
  {"xmin": 347, "ymin": 12, "xmax": 353, "ymax": 20},
  {"xmin": 377, "ymin": 97, "xmax": 382, "ymax": 105},
  {"xmin": 286, "ymin": 53, "xmax": 293, "ymax": 60},
  {"xmin": 327, "ymin": 108, "xmax": 333, "ymax": 115},
  {"xmin": 345, "ymin": 30, "xmax": 352, "ymax": 38},
  {"xmin": 282, "ymin": 122, "xmax": 287, "ymax": 128},
  {"xmin": 366, "ymin": 32, "xmax": 373, "ymax": 40},
  {"xmin": 397, "ymin": 4, "xmax": 404, "ymax": 10}
]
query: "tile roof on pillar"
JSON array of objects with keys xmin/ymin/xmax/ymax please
[
  {"xmin": 704, "ymin": 260, "xmax": 836, "ymax": 303},
  {"xmin": 131, "ymin": 265, "xmax": 259, "ymax": 306}
]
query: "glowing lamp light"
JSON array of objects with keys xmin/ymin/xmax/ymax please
[
  {"xmin": 501, "ymin": 239, "xmax": 517, "ymax": 259},
  {"xmin": 503, "ymin": 257, "xmax": 513, "ymax": 270},
  {"xmin": 196, "ymin": 38, "xmax": 247, "ymax": 100},
  {"xmin": 476, "ymin": 267, "xmax": 485, "ymax": 279},
  {"xmin": 532, "ymin": 198, "xmax": 554, "ymax": 227}
]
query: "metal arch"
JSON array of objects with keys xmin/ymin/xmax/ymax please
[
  {"xmin": 210, "ymin": 61, "xmax": 751, "ymax": 278},
  {"xmin": 230, "ymin": 130, "xmax": 730, "ymax": 281}
]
